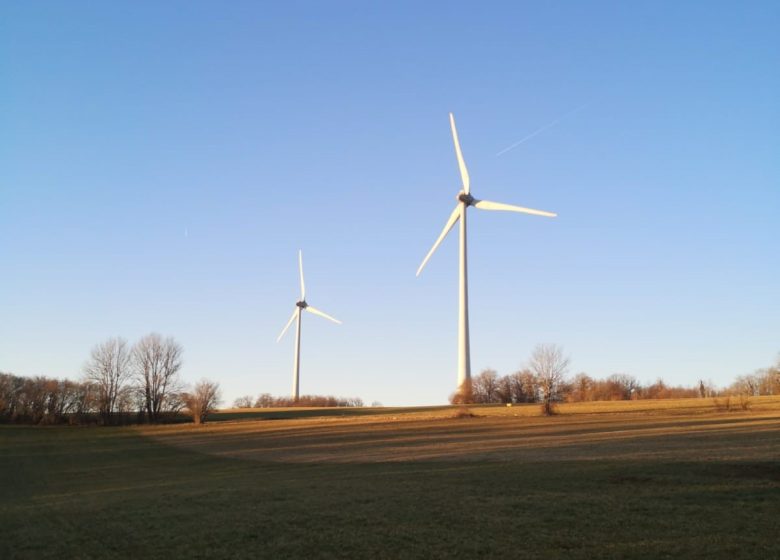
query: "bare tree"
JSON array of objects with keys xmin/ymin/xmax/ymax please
[
  {"xmin": 132, "ymin": 334, "xmax": 184, "ymax": 423},
  {"xmin": 697, "ymin": 379, "xmax": 718, "ymax": 398},
  {"xmin": 472, "ymin": 369, "xmax": 501, "ymax": 403},
  {"xmin": 771, "ymin": 356, "xmax": 780, "ymax": 394},
  {"xmin": 184, "ymin": 379, "xmax": 221, "ymax": 424},
  {"xmin": 233, "ymin": 395, "xmax": 254, "ymax": 408},
  {"xmin": 607, "ymin": 373, "xmax": 640, "ymax": 400},
  {"xmin": 83, "ymin": 337, "xmax": 132, "ymax": 424},
  {"xmin": 507, "ymin": 369, "xmax": 538, "ymax": 403},
  {"xmin": 756, "ymin": 367, "xmax": 780, "ymax": 396},
  {"xmin": 528, "ymin": 344, "xmax": 570, "ymax": 415},
  {"xmin": 254, "ymin": 393, "xmax": 274, "ymax": 408},
  {"xmin": 569, "ymin": 372, "xmax": 596, "ymax": 402},
  {"xmin": 496, "ymin": 375, "xmax": 513, "ymax": 403},
  {"xmin": 0, "ymin": 373, "xmax": 18, "ymax": 420},
  {"xmin": 732, "ymin": 367, "xmax": 780, "ymax": 397},
  {"xmin": 731, "ymin": 373, "xmax": 760, "ymax": 397},
  {"xmin": 69, "ymin": 380, "xmax": 97, "ymax": 423}
]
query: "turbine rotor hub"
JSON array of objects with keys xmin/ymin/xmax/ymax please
[
  {"xmin": 458, "ymin": 192, "xmax": 475, "ymax": 206},
  {"xmin": 296, "ymin": 300, "xmax": 307, "ymax": 309}
]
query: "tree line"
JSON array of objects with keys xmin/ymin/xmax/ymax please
[
  {"xmin": 0, "ymin": 334, "xmax": 221, "ymax": 425},
  {"xmin": 456, "ymin": 343, "xmax": 780, "ymax": 412},
  {"xmin": 232, "ymin": 394, "xmax": 365, "ymax": 409},
  {"xmin": 3, "ymin": 339, "xmax": 777, "ymax": 424}
]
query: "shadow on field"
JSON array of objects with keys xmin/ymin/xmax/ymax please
[
  {"xmin": 3, "ymin": 420, "xmax": 780, "ymax": 560},
  {"xmin": 146, "ymin": 409, "xmax": 780, "ymax": 465}
]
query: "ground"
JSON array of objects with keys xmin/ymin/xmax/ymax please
[{"xmin": 1, "ymin": 397, "xmax": 779, "ymax": 559}]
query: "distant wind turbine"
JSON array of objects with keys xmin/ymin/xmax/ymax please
[
  {"xmin": 277, "ymin": 250, "xmax": 342, "ymax": 401},
  {"xmin": 416, "ymin": 113, "xmax": 557, "ymax": 392}
]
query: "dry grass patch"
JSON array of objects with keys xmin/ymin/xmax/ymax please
[{"xmin": 142, "ymin": 397, "xmax": 780, "ymax": 464}]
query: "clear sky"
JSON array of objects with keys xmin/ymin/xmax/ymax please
[{"xmin": 1, "ymin": 1, "xmax": 778, "ymax": 406}]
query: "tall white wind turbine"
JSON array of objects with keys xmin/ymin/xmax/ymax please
[
  {"xmin": 416, "ymin": 113, "xmax": 557, "ymax": 392},
  {"xmin": 277, "ymin": 250, "xmax": 342, "ymax": 401}
]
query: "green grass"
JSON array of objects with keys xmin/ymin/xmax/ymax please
[{"xmin": 2, "ymin": 404, "xmax": 779, "ymax": 559}]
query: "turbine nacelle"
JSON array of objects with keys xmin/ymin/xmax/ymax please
[
  {"xmin": 457, "ymin": 192, "xmax": 476, "ymax": 206},
  {"xmin": 296, "ymin": 300, "xmax": 308, "ymax": 309}
]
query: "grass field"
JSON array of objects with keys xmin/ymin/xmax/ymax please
[{"xmin": 2, "ymin": 397, "xmax": 779, "ymax": 559}]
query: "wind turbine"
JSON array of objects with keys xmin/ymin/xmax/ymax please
[
  {"xmin": 277, "ymin": 250, "xmax": 342, "ymax": 401},
  {"xmin": 416, "ymin": 113, "xmax": 557, "ymax": 392}
]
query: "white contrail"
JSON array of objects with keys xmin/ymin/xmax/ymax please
[{"xmin": 496, "ymin": 103, "xmax": 587, "ymax": 157}]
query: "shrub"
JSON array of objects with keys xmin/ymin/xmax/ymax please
[
  {"xmin": 449, "ymin": 379, "xmax": 474, "ymax": 405},
  {"xmin": 183, "ymin": 380, "xmax": 221, "ymax": 425}
]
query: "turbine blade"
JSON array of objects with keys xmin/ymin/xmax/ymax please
[
  {"xmin": 449, "ymin": 113, "xmax": 470, "ymax": 194},
  {"xmin": 473, "ymin": 199, "xmax": 557, "ymax": 218},
  {"xmin": 305, "ymin": 305, "xmax": 342, "ymax": 324},
  {"xmin": 276, "ymin": 308, "xmax": 298, "ymax": 342},
  {"xmin": 416, "ymin": 204, "xmax": 461, "ymax": 277},
  {"xmin": 298, "ymin": 250, "xmax": 305, "ymax": 300}
]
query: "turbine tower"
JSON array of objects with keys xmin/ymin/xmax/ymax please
[
  {"xmin": 416, "ymin": 113, "xmax": 557, "ymax": 392},
  {"xmin": 277, "ymin": 250, "xmax": 341, "ymax": 401}
]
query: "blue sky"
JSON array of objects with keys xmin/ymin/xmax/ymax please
[{"xmin": 1, "ymin": 1, "xmax": 778, "ymax": 406}]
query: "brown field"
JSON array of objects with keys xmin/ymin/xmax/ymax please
[
  {"xmin": 4, "ymin": 396, "xmax": 779, "ymax": 559},
  {"xmin": 145, "ymin": 396, "xmax": 780, "ymax": 464}
]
